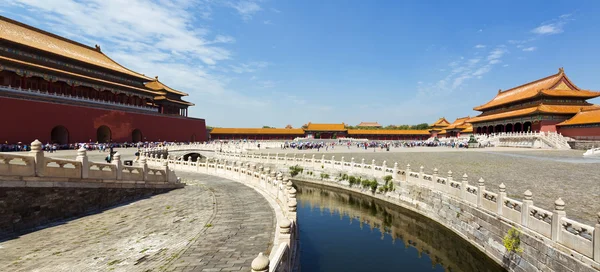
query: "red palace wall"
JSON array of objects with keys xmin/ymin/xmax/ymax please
[
  {"xmin": 538, "ymin": 120, "xmax": 561, "ymax": 132},
  {"xmin": 558, "ymin": 126, "xmax": 600, "ymax": 140},
  {"xmin": 0, "ymin": 97, "xmax": 207, "ymax": 144}
]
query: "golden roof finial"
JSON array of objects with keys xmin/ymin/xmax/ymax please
[{"xmin": 559, "ymin": 67, "xmax": 564, "ymax": 74}]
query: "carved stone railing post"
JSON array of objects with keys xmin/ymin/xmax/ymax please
[
  {"xmin": 371, "ymin": 159, "xmax": 376, "ymax": 176},
  {"xmin": 163, "ymin": 160, "xmax": 170, "ymax": 182},
  {"xmin": 341, "ymin": 156, "xmax": 345, "ymax": 170},
  {"xmin": 30, "ymin": 140, "xmax": 44, "ymax": 177},
  {"xmin": 331, "ymin": 156, "xmax": 335, "ymax": 169},
  {"xmin": 551, "ymin": 198, "xmax": 566, "ymax": 241},
  {"xmin": 461, "ymin": 173, "xmax": 468, "ymax": 200},
  {"xmin": 321, "ymin": 155, "xmax": 325, "ymax": 168},
  {"xmin": 406, "ymin": 164, "xmax": 411, "ymax": 178},
  {"xmin": 312, "ymin": 154, "xmax": 316, "ymax": 168},
  {"xmin": 360, "ymin": 158, "xmax": 365, "ymax": 174},
  {"xmin": 251, "ymin": 252, "xmax": 269, "ymax": 272},
  {"xmin": 392, "ymin": 162, "xmax": 398, "ymax": 180},
  {"xmin": 594, "ymin": 212, "xmax": 600, "ymax": 262},
  {"xmin": 477, "ymin": 178, "xmax": 485, "ymax": 208},
  {"xmin": 497, "ymin": 183, "xmax": 506, "ymax": 215},
  {"xmin": 113, "ymin": 152, "xmax": 122, "ymax": 180},
  {"xmin": 76, "ymin": 147, "xmax": 89, "ymax": 179},
  {"xmin": 432, "ymin": 168, "xmax": 439, "ymax": 185},
  {"xmin": 279, "ymin": 218, "xmax": 291, "ymax": 235},
  {"xmin": 140, "ymin": 156, "xmax": 148, "ymax": 181},
  {"xmin": 382, "ymin": 160, "xmax": 387, "ymax": 176},
  {"xmin": 446, "ymin": 170, "xmax": 453, "ymax": 191},
  {"xmin": 521, "ymin": 190, "xmax": 533, "ymax": 227}
]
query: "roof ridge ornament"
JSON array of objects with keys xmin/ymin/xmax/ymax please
[
  {"xmin": 154, "ymin": 76, "xmax": 159, "ymax": 81},
  {"xmin": 498, "ymin": 89, "xmax": 502, "ymax": 94},
  {"xmin": 559, "ymin": 67, "xmax": 564, "ymax": 74},
  {"xmin": 94, "ymin": 44, "xmax": 101, "ymax": 52}
]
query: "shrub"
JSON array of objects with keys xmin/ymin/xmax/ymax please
[
  {"xmin": 383, "ymin": 175, "xmax": 393, "ymax": 183},
  {"xmin": 369, "ymin": 179, "xmax": 378, "ymax": 193},
  {"xmin": 503, "ymin": 227, "xmax": 523, "ymax": 254},
  {"xmin": 320, "ymin": 173, "xmax": 330, "ymax": 180},
  {"xmin": 348, "ymin": 176, "xmax": 357, "ymax": 187},
  {"xmin": 289, "ymin": 165, "xmax": 304, "ymax": 177}
]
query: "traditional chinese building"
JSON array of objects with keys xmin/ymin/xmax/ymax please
[
  {"xmin": 303, "ymin": 123, "xmax": 347, "ymax": 139},
  {"xmin": 443, "ymin": 117, "xmax": 473, "ymax": 137},
  {"xmin": 556, "ymin": 108, "xmax": 600, "ymax": 140},
  {"xmin": 429, "ymin": 118, "xmax": 450, "ymax": 138},
  {"xmin": 469, "ymin": 68, "xmax": 600, "ymax": 134},
  {"xmin": 209, "ymin": 128, "xmax": 305, "ymax": 140},
  {"xmin": 0, "ymin": 16, "xmax": 207, "ymax": 144}
]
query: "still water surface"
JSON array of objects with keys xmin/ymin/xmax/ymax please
[{"xmin": 296, "ymin": 181, "xmax": 506, "ymax": 272}]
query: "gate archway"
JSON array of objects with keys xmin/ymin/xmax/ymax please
[
  {"xmin": 50, "ymin": 126, "xmax": 69, "ymax": 145},
  {"xmin": 132, "ymin": 129, "xmax": 143, "ymax": 143},
  {"xmin": 97, "ymin": 125, "xmax": 112, "ymax": 143}
]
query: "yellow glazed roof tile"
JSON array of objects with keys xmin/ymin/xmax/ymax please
[
  {"xmin": 210, "ymin": 128, "xmax": 305, "ymax": 135},
  {"xmin": 557, "ymin": 108, "xmax": 600, "ymax": 126},
  {"xmin": 0, "ymin": 16, "xmax": 153, "ymax": 81}
]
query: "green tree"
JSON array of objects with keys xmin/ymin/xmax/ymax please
[{"xmin": 262, "ymin": 126, "xmax": 273, "ymax": 128}]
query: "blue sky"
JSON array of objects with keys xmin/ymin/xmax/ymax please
[{"xmin": 2, "ymin": 0, "xmax": 600, "ymax": 127}]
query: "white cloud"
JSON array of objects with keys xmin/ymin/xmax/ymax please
[
  {"xmin": 531, "ymin": 13, "xmax": 572, "ymax": 35},
  {"xmin": 489, "ymin": 59, "xmax": 501, "ymax": 65},
  {"xmin": 487, "ymin": 48, "xmax": 507, "ymax": 61},
  {"xmin": 474, "ymin": 44, "xmax": 486, "ymax": 49},
  {"xmin": 522, "ymin": 46, "xmax": 537, "ymax": 52},
  {"xmin": 229, "ymin": 62, "xmax": 269, "ymax": 74},
  {"xmin": 263, "ymin": 20, "xmax": 271, "ymax": 25},
  {"xmin": 228, "ymin": 0, "xmax": 262, "ymax": 21},
  {"xmin": 503, "ymin": 64, "xmax": 509, "ymax": 67},
  {"xmin": 478, "ymin": 29, "xmax": 483, "ymax": 32},
  {"xmin": 270, "ymin": 8, "xmax": 281, "ymax": 13}
]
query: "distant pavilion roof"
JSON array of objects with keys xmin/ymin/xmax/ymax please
[
  {"xmin": 305, "ymin": 123, "xmax": 346, "ymax": 131},
  {"xmin": 473, "ymin": 68, "xmax": 600, "ymax": 111},
  {"xmin": 154, "ymin": 96, "xmax": 194, "ymax": 106},
  {"xmin": 430, "ymin": 117, "xmax": 451, "ymax": 128},
  {"xmin": 357, "ymin": 122, "xmax": 382, "ymax": 127},
  {"xmin": 557, "ymin": 108, "xmax": 600, "ymax": 126},
  {"xmin": 445, "ymin": 116, "xmax": 472, "ymax": 131}
]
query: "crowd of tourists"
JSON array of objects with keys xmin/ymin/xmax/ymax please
[{"xmin": 0, "ymin": 141, "xmax": 200, "ymax": 153}]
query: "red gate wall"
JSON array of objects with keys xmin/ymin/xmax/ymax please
[{"xmin": 0, "ymin": 97, "xmax": 207, "ymax": 144}]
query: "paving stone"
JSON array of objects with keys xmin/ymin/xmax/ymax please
[{"xmin": 0, "ymin": 173, "xmax": 275, "ymax": 272}]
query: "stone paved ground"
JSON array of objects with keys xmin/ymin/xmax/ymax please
[
  {"xmin": 254, "ymin": 147, "xmax": 600, "ymax": 225},
  {"xmin": 0, "ymin": 174, "xmax": 274, "ymax": 272}
]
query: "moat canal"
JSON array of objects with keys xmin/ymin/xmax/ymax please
[{"xmin": 295, "ymin": 180, "xmax": 506, "ymax": 272}]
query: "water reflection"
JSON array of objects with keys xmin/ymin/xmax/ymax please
[{"xmin": 296, "ymin": 181, "xmax": 505, "ymax": 272}]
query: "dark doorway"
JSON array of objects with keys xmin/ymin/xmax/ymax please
[
  {"xmin": 50, "ymin": 126, "xmax": 69, "ymax": 145},
  {"xmin": 191, "ymin": 134, "xmax": 196, "ymax": 142},
  {"xmin": 97, "ymin": 125, "xmax": 111, "ymax": 143},
  {"xmin": 132, "ymin": 129, "xmax": 143, "ymax": 143},
  {"xmin": 514, "ymin": 123, "xmax": 522, "ymax": 132},
  {"xmin": 505, "ymin": 123, "xmax": 513, "ymax": 132},
  {"xmin": 523, "ymin": 122, "xmax": 532, "ymax": 132}
]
